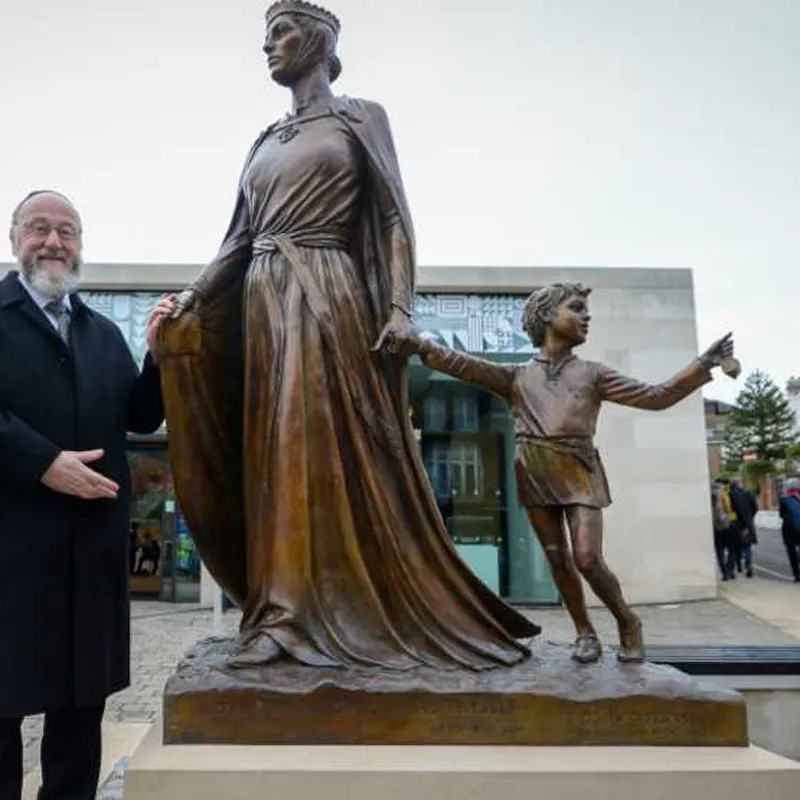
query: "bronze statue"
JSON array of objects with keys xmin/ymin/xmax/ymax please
[
  {"xmin": 398, "ymin": 283, "xmax": 736, "ymax": 664},
  {"xmin": 158, "ymin": 0, "xmax": 538, "ymax": 671}
]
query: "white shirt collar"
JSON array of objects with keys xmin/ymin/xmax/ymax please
[{"xmin": 17, "ymin": 271, "xmax": 73, "ymax": 314}]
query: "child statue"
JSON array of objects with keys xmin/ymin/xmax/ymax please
[{"xmin": 397, "ymin": 282, "xmax": 735, "ymax": 664}]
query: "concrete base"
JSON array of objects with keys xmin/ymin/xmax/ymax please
[
  {"xmin": 125, "ymin": 724, "xmax": 800, "ymax": 800},
  {"xmin": 744, "ymin": 688, "xmax": 800, "ymax": 762}
]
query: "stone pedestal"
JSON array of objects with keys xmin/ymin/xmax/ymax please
[
  {"xmin": 163, "ymin": 636, "xmax": 747, "ymax": 746},
  {"xmin": 125, "ymin": 725, "xmax": 800, "ymax": 800}
]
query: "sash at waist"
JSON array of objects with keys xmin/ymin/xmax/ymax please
[
  {"xmin": 247, "ymin": 228, "xmax": 403, "ymax": 457},
  {"xmin": 516, "ymin": 435, "xmax": 598, "ymax": 472},
  {"xmin": 252, "ymin": 229, "xmax": 350, "ymax": 254}
]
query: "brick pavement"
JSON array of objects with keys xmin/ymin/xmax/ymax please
[{"xmin": 17, "ymin": 587, "xmax": 800, "ymax": 797}]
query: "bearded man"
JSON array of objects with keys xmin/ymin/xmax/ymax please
[{"xmin": 0, "ymin": 190, "xmax": 172, "ymax": 799}]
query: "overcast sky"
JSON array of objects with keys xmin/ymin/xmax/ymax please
[{"xmin": 1, "ymin": 0, "xmax": 797, "ymax": 402}]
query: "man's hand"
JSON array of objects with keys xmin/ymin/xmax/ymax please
[
  {"xmin": 146, "ymin": 294, "xmax": 178, "ymax": 363},
  {"xmin": 41, "ymin": 450, "xmax": 120, "ymax": 500}
]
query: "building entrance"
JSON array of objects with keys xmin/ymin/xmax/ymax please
[
  {"xmin": 127, "ymin": 442, "xmax": 201, "ymax": 602},
  {"xmin": 408, "ymin": 357, "xmax": 558, "ymax": 604}
]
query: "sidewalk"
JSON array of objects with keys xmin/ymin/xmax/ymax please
[
  {"xmin": 756, "ymin": 509, "xmax": 782, "ymax": 530},
  {"xmin": 19, "ymin": 580, "xmax": 800, "ymax": 798},
  {"xmin": 721, "ymin": 575, "xmax": 800, "ymax": 640}
]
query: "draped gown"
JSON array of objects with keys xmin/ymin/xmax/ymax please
[{"xmin": 160, "ymin": 100, "xmax": 539, "ymax": 671}]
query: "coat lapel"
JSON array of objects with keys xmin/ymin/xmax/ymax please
[{"xmin": 0, "ymin": 271, "xmax": 67, "ymax": 350}]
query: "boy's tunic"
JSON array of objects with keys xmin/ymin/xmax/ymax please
[{"xmin": 418, "ymin": 342, "xmax": 712, "ymax": 508}]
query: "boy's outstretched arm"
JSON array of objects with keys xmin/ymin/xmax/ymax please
[
  {"xmin": 597, "ymin": 360, "xmax": 711, "ymax": 410},
  {"xmin": 412, "ymin": 337, "xmax": 516, "ymax": 401},
  {"xmin": 596, "ymin": 334, "xmax": 734, "ymax": 410}
]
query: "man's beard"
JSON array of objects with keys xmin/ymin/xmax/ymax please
[{"xmin": 21, "ymin": 254, "xmax": 82, "ymax": 301}]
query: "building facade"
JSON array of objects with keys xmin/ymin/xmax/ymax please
[{"xmin": 3, "ymin": 263, "xmax": 718, "ymax": 606}]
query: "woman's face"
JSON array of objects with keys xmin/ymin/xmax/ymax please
[{"xmin": 263, "ymin": 13, "xmax": 308, "ymax": 86}]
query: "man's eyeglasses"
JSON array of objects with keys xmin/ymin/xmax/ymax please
[{"xmin": 20, "ymin": 221, "xmax": 80, "ymax": 242}]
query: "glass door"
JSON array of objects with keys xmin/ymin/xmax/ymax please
[
  {"xmin": 408, "ymin": 357, "xmax": 559, "ymax": 605},
  {"xmin": 127, "ymin": 448, "xmax": 169, "ymax": 598},
  {"xmin": 127, "ymin": 443, "xmax": 201, "ymax": 602}
]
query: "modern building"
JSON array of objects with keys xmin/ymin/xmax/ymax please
[{"xmin": 2, "ymin": 263, "xmax": 717, "ymax": 607}]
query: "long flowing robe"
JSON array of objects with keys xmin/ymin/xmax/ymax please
[{"xmin": 159, "ymin": 96, "xmax": 538, "ymax": 670}]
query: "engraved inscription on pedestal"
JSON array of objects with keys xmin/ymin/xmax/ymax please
[{"xmin": 163, "ymin": 637, "xmax": 748, "ymax": 747}]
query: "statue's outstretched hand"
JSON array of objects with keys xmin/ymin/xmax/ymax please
[
  {"xmin": 701, "ymin": 332, "xmax": 734, "ymax": 365},
  {"xmin": 700, "ymin": 332, "xmax": 740, "ymax": 377}
]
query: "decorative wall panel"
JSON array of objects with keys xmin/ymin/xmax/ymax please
[{"xmin": 83, "ymin": 292, "xmax": 535, "ymax": 364}]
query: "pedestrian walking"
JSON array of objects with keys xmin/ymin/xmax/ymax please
[
  {"xmin": 778, "ymin": 478, "xmax": 800, "ymax": 583},
  {"xmin": 712, "ymin": 481, "xmax": 737, "ymax": 580},
  {"xmin": 730, "ymin": 478, "xmax": 759, "ymax": 578}
]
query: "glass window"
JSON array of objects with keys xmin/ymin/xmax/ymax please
[
  {"xmin": 127, "ymin": 444, "xmax": 201, "ymax": 603},
  {"xmin": 450, "ymin": 441, "xmax": 484, "ymax": 497},
  {"xmin": 128, "ymin": 451, "xmax": 168, "ymax": 597},
  {"xmin": 454, "ymin": 395, "xmax": 480, "ymax": 431},
  {"xmin": 409, "ymin": 360, "xmax": 558, "ymax": 604},
  {"xmin": 423, "ymin": 394, "xmax": 447, "ymax": 430},
  {"xmin": 424, "ymin": 440, "xmax": 452, "ymax": 501}
]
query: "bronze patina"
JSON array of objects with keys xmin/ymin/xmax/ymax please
[
  {"xmin": 158, "ymin": 3, "xmax": 746, "ymax": 747},
  {"xmin": 401, "ymin": 283, "xmax": 736, "ymax": 665},
  {"xmin": 159, "ymin": 0, "xmax": 537, "ymax": 673},
  {"xmin": 163, "ymin": 637, "xmax": 747, "ymax": 746}
]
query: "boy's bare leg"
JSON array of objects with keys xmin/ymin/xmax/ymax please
[
  {"xmin": 565, "ymin": 505, "xmax": 644, "ymax": 662},
  {"xmin": 525, "ymin": 507, "xmax": 601, "ymax": 663}
]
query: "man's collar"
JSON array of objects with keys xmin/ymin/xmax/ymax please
[{"xmin": 17, "ymin": 271, "xmax": 74, "ymax": 313}]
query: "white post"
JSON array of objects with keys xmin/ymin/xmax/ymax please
[{"xmin": 213, "ymin": 583, "xmax": 224, "ymax": 634}]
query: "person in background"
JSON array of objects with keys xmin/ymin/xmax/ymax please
[
  {"xmin": 711, "ymin": 480, "xmax": 737, "ymax": 580},
  {"xmin": 730, "ymin": 477, "xmax": 759, "ymax": 578},
  {"xmin": 140, "ymin": 534, "xmax": 161, "ymax": 576},
  {"xmin": 778, "ymin": 478, "xmax": 800, "ymax": 583},
  {"xmin": 0, "ymin": 190, "xmax": 173, "ymax": 800},
  {"xmin": 129, "ymin": 521, "xmax": 142, "ymax": 575}
]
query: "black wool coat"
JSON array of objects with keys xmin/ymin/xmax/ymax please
[{"xmin": 0, "ymin": 272, "xmax": 164, "ymax": 717}]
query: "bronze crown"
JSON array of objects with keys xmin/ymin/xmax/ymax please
[{"xmin": 265, "ymin": 1, "xmax": 340, "ymax": 34}]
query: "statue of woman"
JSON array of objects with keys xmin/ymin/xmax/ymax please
[{"xmin": 160, "ymin": 0, "xmax": 538, "ymax": 671}]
